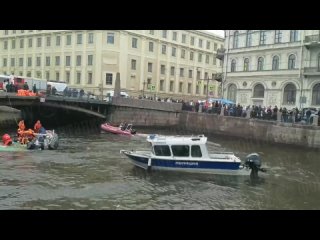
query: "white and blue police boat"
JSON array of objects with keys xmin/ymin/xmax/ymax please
[{"xmin": 120, "ymin": 134, "xmax": 266, "ymax": 179}]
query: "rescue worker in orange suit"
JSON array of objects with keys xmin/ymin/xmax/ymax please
[
  {"xmin": 2, "ymin": 134, "xmax": 13, "ymax": 146},
  {"xmin": 34, "ymin": 120, "xmax": 42, "ymax": 133}
]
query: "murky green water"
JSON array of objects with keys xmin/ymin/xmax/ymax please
[{"xmin": 1, "ymin": 128, "xmax": 319, "ymax": 210}]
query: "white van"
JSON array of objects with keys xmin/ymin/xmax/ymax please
[{"xmin": 103, "ymin": 90, "xmax": 129, "ymax": 101}]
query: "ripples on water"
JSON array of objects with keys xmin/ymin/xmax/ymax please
[{"xmin": 0, "ymin": 126, "xmax": 320, "ymax": 210}]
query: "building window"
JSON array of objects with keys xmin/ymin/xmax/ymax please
[
  {"xmin": 87, "ymin": 55, "xmax": 93, "ymax": 66},
  {"xmin": 160, "ymin": 65, "xmax": 165, "ymax": 74},
  {"xmin": 257, "ymin": 57, "xmax": 264, "ymax": 71},
  {"xmin": 199, "ymin": 39, "xmax": 203, "ymax": 48},
  {"xmin": 4, "ymin": 41, "xmax": 8, "ymax": 50},
  {"xmin": 214, "ymin": 43, "xmax": 217, "ymax": 50},
  {"xmin": 172, "ymin": 31, "xmax": 177, "ymax": 41},
  {"xmin": 196, "ymin": 85, "xmax": 199, "ymax": 94},
  {"xmin": 162, "ymin": 30, "xmax": 167, "ymax": 38},
  {"xmin": 107, "ymin": 32, "xmax": 114, "ymax": 44},
  {"xmin": 149, "ymin": 30, "xmax": 154, "ymax": 35},
  {"xmin": 131, "ymin": 59, "xmax": 136, "ymax": 70},
  {"xmin": 180, "ymin": 68, "xmax": 184, "ymax": 77},
  {"xmin": 244, "ymin": 58, "xmax": 249, "ymax": 71},
  {"xmin": 204, "ymin": 72, "xmax": 208, "ymax": 79},
  {"xmin": 19, "ymin": 58, "xmax": 23, "ymax": 67},
  {"xmin": 36, "ymin": 56, "xmax": 41, "ymax": 66},
  {"xmin": 170, "ymin": 81, "xmax": 174, "ymax": 91},
  {"xmin": 66, "ymin": 56, "xmax": 71, "ymax": 66},
  {"xmin": 246, "ymin": 30, "xmax": 252, "ymax": 47},
  {"xmin": 27, "ymin": 57, "xmax": 32, "ymax": 67},
  {"xmin": 37, "ymin": 37, "xmax": 42, "ymax": 47},
  {"xmin": 198, "ymin": 53, "xmax": 202, "ymax": 62},
  {"xmin": 21, "ymin": 30, "xmax": 24, "ymax": 33},
  {"xmin": 19, "ymin": 71, "xmax": 23, "ymax": 76},
  {"xmin": 206, "ymin": 41, "xmax": 210, "ymax": 50},
  {"xmin": 88, "ymin": 72, "xmax": 93, "ymax": 84},
  {"xmin": 12, "ymin": 30, "xmax": 16, "ymax": 34},
  {"xmin": 76, "ymin": 55, "xmax": 81, "ymax": 66},
  {"xmin": 227, "ymin": 84, "xmax": 237, "ymax": 103},
  {"xmin": 253, "ymin": 84, "xmax": 265, "ymax": 97},
  {"xmin": 12, "ymin": 39, "xmax": 15, "ymax": 49},
  {"xmin": 283, "ymin": 83, "xmax": 296, "ymax": 104},
  {"xmin": 160, "ymin": 80, "xmax": 164, "ymax": 91},
  {"xmin": 162, "ymin": 45, "xmax": 166, "ymax": 54},
  {"xmin": 46, "ymin": 36, "xmax": 51, "ymax": 47},
  {"xmin": 66, "ymin": 72, "xmax": 70, "ymax": 83},
  {"xmin": 148, "ymin": 62, "xmax": 152, "ymax": 72},
  {"xmin": 170, "ymin": 66, "xmax": 175, "ymax": 76},
  {"xmin": 149, "ymin": 42, "xmax": 154, "ymax": 52},
  {"xmin": 179, "ymin": 82, "xmax": 183, "ymax": 92},
  {"xmin": 105, "ymin": 73, "xmax": 112, "ymax": 85},
  {"xmin": 76, "ymin": 72, "xmax": 81, "ymax": 84},
  {"xmin": 4, "ymin": 30, "xmax": 8, "ymax": 35},
  {"xmin": 288, "ymin": 54, "xmax": 296, "ymax": 69},
  {"xmin": 188, "ymin": 83, "xmax": 192, "ymax": 94},
  {"xmin": 205, "ymin": 55, "xmax": 209, "ymax": 64},
  {"xmin": 20, "ymin": 39, "xmax": 24, "ymax": 48},
  {"xmin": 191, "ymin": 36, "xmax": 195, "ymax": 46},
  {"xmin": 230, "ymin": 59, "xmax": 237, "ymax": 72},
  {"xmin": 181, "ymin": 49, "xmax": 185, "ymax": 59},
  {"xmin": 56, "ymin": 35, "xmax": 61, "ymax": 46},
  {"xmin": 213, "ymin": 54, "xmax": 216, "ymax": 65},
  {"xmin": 10, "ymin": 58, "xmax": 15, "ymax": 67},
  {"xmin": 77, "ymin": 33, "xmax": 82, "ymax": 44},
  {"xmin": 275, "ymin": 30, "xmax": 282, "ymax": 43},
  {"xmin": 197, "ymin": 71, "xmax": 201, "ymax": 80},
  {"xmin": 182, "ymin": 34, "xmax": 186, "ymax": 43},
  {"xmin": 259, "ymin": 31, "xmax": 267, "ymax": 45},
  {"xmin": 36, "ymin": 71, "xmax": 41, "ymax": 78},
  {"xmin": 88, "ymin": 33, "xmax": 94, "ymax": 44},
  {"xmin": 233, "ymin": 31, "xmax": 239, "ymax": 48},
  {"xmin": 203, "ymin": 85, "xmax": 207, "ymax": 95},
  {"xmin": 66, "ymin": 35, "xmax": 72, "ymax": 45},
  {"xmin": 3, "ymin": 58, "xmax": 7, "ymax": 67},
  {"xmin": 132, "ymin": 38, "xmax": 138, "ymax": 48},
  {"xmin": 28, "ymin": 38, "xmax": 32, "ymax": 48},
  {"xmin": 290, "ymin": 30, "xmax": 298, "ymax": 42},
  {"xmin": 55, "ymin": 56, "xmax": 60, "ymax": 66},
  {"xmin": 190, "ymin": 52, "xmax": 194, "ymax": 61},
  {"xmin": 46, "ymin": 56, "xmax": 50, "ymax": 66},
  {"xmin": 312, "ymin": 83, "xmax": 320, "ymax": 105},
  {"xmin": 56, "ymin": 72, "xmax": 60, "ymax": 81},
  {"xmin": 272, "ymin": 55, "xmax": 279, "ymax": 70},
  {"xmin": 27, "ymin": 71, "xmax": 31, "ymax": 77},
  {"xmin": 172, "ymin": 47, "xmax": 176, "ymax": 57},
  {"xmin": 189, "ymin": 70, "xmax": 193, "ymax": 78}
]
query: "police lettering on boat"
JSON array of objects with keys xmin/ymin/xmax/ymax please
[{"xmin": 120, "ymin": 134, "xmax": 266, "ymax": 179}]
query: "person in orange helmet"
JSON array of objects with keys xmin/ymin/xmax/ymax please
[
  {"xmin": 2, "ymin": 134, "xmax": 12, "ymax": 146},
  {"xmin": 34, "ymin": 120, "xmax": 42, "ymax": 133}
]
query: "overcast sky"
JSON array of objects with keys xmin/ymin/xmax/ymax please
[{"xmin": 205, "ymin": 30, "xmax": 224, "ymax": 37}]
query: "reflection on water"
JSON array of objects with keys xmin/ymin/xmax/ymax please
[{"xmin": 0, "ymin": 127, "xmax": 319, "ymax": 210}]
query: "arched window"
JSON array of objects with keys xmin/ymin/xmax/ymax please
[
  {"xmin": 312, "ymin": 83, "xmax": 320, "ymax": 105},
  {"xmin": 290, "ymin": 30, "xmax": 298, "ymax": 42},
  {"xmin": 246, "ymin": 30, "xmax": 252, "ymax": 47},
  {"xmin": 233, "ymin": 31, "xmax": 239, "ymax": 48},
  {"xmin": 244, "ymin": 58, "xmax": 249, "ymax": 71},
  {"xmin": 253, "ymin": 84, "xmax": 264, "ymax": 98},
  {"xmin": 227, "ymin": 84, "xmax": 237, "ymax": 103},
  {"xmin": 272, "ymin": 56, "xmax": 279, "ymax": 70},
  {"xmin": 283, "ymin": 83, "xmax": 296, "ymax": 104},
  {"xmin": 231, "ymin": 59, "xmax": 236, "ymax": 72},
  {"xmin": 288, "ymin": 54, "xmax": 296, "ymax": 69},
  {"xmin": 257, "ymin": 57, "xmax": 264, "ymax": 71}
]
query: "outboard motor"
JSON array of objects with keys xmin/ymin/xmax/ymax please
[{"xmin": 244, "ymin": 153, "xmax": 266, "ymax": 180}]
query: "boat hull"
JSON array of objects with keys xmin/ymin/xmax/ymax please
[
  {"xmin": 101, "ymin": 123, "xmax": 133, "ymax": 136},
  {"xmin": 120, "ymin": 150, "xmax": 251, "ymax": 176}
]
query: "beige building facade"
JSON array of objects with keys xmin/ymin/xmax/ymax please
[
  {"xmin": 0, "ymin": 30, "xmax": 224, "ymax": 100},
  {"xmin": 222, "ymin": 30, "xmax": 320, "ymax": 109}
]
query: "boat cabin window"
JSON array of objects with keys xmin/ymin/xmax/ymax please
[
  {"xmin": 191, "ymin": 145, "xmax": 202, "ymax": 157},
  {"xmin": 154, "ymin": 145, "xmax": 171, "ymax": 156},
  {"xmin": 171, "ymin": 145, "xmax": 190, "ymax": 157}
]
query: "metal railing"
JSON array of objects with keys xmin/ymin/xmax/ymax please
[{"xmin": 304, "ymin": 67, "xmax": 320, "ymax": 74}]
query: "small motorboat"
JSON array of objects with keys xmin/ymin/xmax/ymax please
[
  {"xmin": 120, "ymin": 134, "xmax": 266, "ymax": 179},
  {"xmin": 101, "ymin": 122, "xmax": 136, "ymax": 136}
]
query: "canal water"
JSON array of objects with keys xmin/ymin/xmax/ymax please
[{"xmin": 0, "ymin": 125, "xmax": 319, "ymax": 210}]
